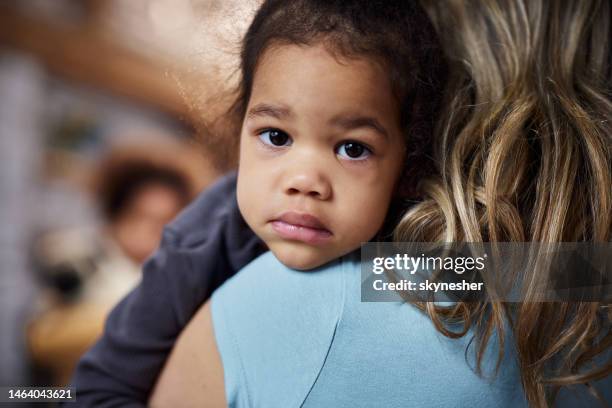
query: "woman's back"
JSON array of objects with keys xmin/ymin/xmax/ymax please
[{"xmin": 212, "ymin": 252, "xmax": 529, "ymax": 407}]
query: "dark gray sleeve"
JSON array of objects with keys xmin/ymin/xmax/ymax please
[{"xmin": 67, "ymin": 172, "xmax": 264, "ymax": 407}]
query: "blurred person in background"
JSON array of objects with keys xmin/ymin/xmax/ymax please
[
  {"xmin": 0, "ymin": 0, "xmax": 220, "ymax": 395},
  {"xmin": 27, "ymin": 143, "xmax": 208, "ymax": 386},
  {"xmin": 95, "ymin": 145, "xmax": 196, "ymax": 266}
]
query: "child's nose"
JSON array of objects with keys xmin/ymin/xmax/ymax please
[{"xmin": 282, "ymin": 168, "xmax": 332, "ymax": 200}]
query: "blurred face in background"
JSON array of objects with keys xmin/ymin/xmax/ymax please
[{"xmin": 110, "ymin": 183, "xmax": 184, "ymax": 264}]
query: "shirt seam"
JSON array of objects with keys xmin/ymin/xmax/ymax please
[{"xmin": 298, "ymin": 256, "xmax": 348, "ymax": 407}]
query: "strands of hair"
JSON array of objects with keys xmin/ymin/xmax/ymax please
[{"xmin": 398, "ymin": 1, "xmax": 611, "ymax": 406}]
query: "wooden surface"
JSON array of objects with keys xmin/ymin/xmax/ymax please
[{"xmin": 27, "ymin": 302, "xmax": 109, "ymax": 386}]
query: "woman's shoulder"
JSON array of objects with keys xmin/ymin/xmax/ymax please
[
  {"xmin": 211, "ymin": 250, "xmax": 351, "ymax": 344},
  {"xmin": 213, "ymin": 250, "xmax": 349, "ymax": 307},
  {"xmin": 211, "ymin": 251, "xmax": 352, "ymax": 407}
]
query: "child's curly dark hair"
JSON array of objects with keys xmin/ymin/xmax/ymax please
[{"xmin": 200, "ymin": 0, "xmax": 447, "ymax": 198}]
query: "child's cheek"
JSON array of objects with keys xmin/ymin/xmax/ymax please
[
  {"xmin": 236, "ymin": 140, "xmax": 256, "ymax": 226},
  {"xmin": 236, "ymin": 172, "xmax": 263, "ymax": 245},
  {"xmin": 236, "ymin": 138, "xmax": 268, "ymax": 241}
]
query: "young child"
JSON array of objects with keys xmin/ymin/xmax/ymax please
[
  {"xmin": 148, "ymin": 0, "xmax": 522, "ymax": 406},
  {"xmin": 71, "ymin": 0, "xmax": 446, "ymax": 406}
]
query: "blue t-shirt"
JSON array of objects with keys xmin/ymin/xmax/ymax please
[
  {"xmin": 212, "ymin": 252, "xmax": 612, "ymax": 407},
  {"xmin": 212, "ymin": 252, "xmax": 529, "ymax": 408}
]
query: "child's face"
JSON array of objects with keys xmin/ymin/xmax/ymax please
[{"xmin": 237, "ymin": 43, "xmax": 406, "ymax": 270}]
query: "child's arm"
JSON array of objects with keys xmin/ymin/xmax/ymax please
[{"xmin": 68, "ymin": 172, "xmax": 264, "ymax": 407}]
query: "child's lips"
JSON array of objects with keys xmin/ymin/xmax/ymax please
[{"xmin": 270, "ymin": 211, "xmax": 333, "ymax": 244}]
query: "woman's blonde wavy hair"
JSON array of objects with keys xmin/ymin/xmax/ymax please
[{"xmin": 397, "ymin": 0, "xmax": 611, "ymax": 406}]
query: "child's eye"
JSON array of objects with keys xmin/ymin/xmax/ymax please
[
  {"xmin": 336, "ymin": 141, "xmax": 372, "ymax": 160},
  {"xmin": 258, "ymin": 129, "xmax": 292, "ymax": 147}
]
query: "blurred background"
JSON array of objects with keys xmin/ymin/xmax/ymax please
[{"xmin": 0, "ymin": 0, "xmax": 258, "ymax": 392}]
